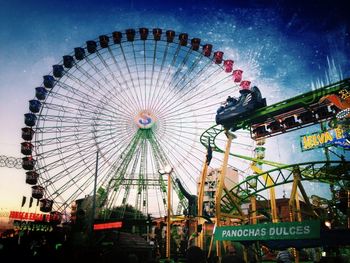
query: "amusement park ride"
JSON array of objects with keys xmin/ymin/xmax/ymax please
[
  {"xmin": 199, "ymin": 77, "xmax": 350, "ymax": 260},
  {"xmin": 15, "ymin": 27, "xmax": 350, "ymax": 261}
]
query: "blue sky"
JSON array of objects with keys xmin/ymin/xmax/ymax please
[{"xmin": 0, "ymin": 0, "xmax": 349, "ymax": 212}]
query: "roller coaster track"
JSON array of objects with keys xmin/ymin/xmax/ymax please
[
  {"xmin": 204, "ymin": 78, "xmax": 350, "ymax": 141},
  {"xmin": 220, "ymin": 160, "xmax": 350, "ymax": 214},
  {"xmin": 200, "ymin": 124, "xmax": 287, "ymax": 169},
  {"xmin": 200, "ymin": 78, "xmax": 350, "ymax": 168}
]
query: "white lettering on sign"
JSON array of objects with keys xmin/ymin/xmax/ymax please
[{"xmin": 222, "ymin": 227, "xmax": 267, "ymax": 238}]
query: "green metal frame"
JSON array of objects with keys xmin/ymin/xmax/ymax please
[
  {"xmin": 100, "ymin": 128, "xmax": 187, "ymax": 218},
  {"xmin": 220, "ymin": 160, "xmax": 350, "ymax": 214},
  {"xmin": 200, "ymin": 78, "xmax": 350, "ymax": 217},
  {"xmin": 233, "ymin": 78, "xmax": 349, "ymax": 132}
]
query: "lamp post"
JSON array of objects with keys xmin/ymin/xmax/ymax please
[{"xmin": 159, "ymin": 164, "xmax": 173, "ymax": 260}]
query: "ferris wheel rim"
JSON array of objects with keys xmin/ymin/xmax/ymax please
[{"xmin": 21, "ymin": 27, "xmax": 256, "ymax": 218}]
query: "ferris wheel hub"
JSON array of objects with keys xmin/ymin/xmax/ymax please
[{"xmin": 135, "ymin": 110, "xmax": 157, "ymax": 129}]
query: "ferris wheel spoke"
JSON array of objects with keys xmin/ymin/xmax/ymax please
[
  {"xmin": 142, "ymin": 40, "xmax": 148, "ymax": 110},
  {"xmin": 162, "ymin": 68, "xmax": 234, "ymax": 114},
  {"xmin": 37, "ymin": 145, "xmax": 96, "ymax": 183},
  {"xmin": 62, "ymin": 66, "xmax": 127, "ymax": 112},
  {"xmin": 131, "ymin": 42, "xmax": 143, "ymax": 106},
  {"xmin": 148, "ymin": 43, "xmax": 170, "ymax": 111},
  {"xmin": 47, "ymin": 165, "xmax": 94, "ymax": 198},
  {"xmin": 45, "ymin": 150, "xmax": 118, "ymax": 201},
  {"xmin": 148, "ymin": 40, "xmax": 158, "ymax": 109},
  {"xmin": 154, "ymin": 56, "xmax": 218, "ymax": 113},
  {"xmin": 53, "ymin": 80, "xmax": 133, "ymax": 119},
  {"xmin": 81, "ymin": 62, "xmax": 138, "ymax": 116},
  {"xmin": 81, "ymin": 56, "xmax": 140, "ymax": 114},
  {"xmin": 36, "ymin": 130, "xmax": 133, "ymax": 181},
  {"xmin": 106, "ymin": 46, "xmax": 144, "ymax": 112},
  {"xmin": 117, "ymin": 43, "xmax": 144, "ymax": 111},
  {"xmin": 155, "ymin": 137, "xmax": 201, "ymax": 184},
  {"xmin": 169, "ymin": 49, "xmax": 210, "ymax": 91},
  {"xmin": 35, "ymin": 128, "xmax": 132, "ymax": 163},
  {"xmin": 150, "ymin": 43, "xmax": 182, "ymax": 111},
  {"xmin": 158, "ymin": 75, "xmax": 234, "ymax": 117},
  {"xmin": 94, "ymin": 48, "xmax": 135, "ymax": 107},
  {"xmin": 166, "ymin": 48, "xmax": 194, "ymax": 90},
  {"xmin": 155, "ymin": 54, "xmax": 212, "ymax": 112},
  {"xmin": 40, "ymin": 100, "xmax": 125, "ymax": 122}
]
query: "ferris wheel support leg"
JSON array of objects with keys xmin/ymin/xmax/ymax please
[
  {"xmin": 215, "ymin": 130, "xmax": 234, "ymax": 258},
  {"xmin": 89, "ymin": 150, "xmax": 99, "ymax": 244}
]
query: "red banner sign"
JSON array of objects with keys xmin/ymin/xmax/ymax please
[
  {"xmin": 9, "ymin": 211, "xmax": 60, "ymax": 222},
  {"xmin": 93, "ymin": 221, "xmax": 123, "ymax": 230}
]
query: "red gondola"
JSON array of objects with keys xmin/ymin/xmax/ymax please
[
  {"xmin": 50, "ymin": 211, "xmax": 62, "ymax": 225},
  {"xmin": 214, "ymin": 51, "xmax": 223, "ymax": 64},
  {"xmin": 21, "ymin": 142, "xmax": 33, "ymax": 155},
  {"xmin": 202, "ymin": 44, "xmax": 213, "ymax": 57},
  {"xmin": 232, "ymin": 69, "xmax": 243, "ymax": 82},
  {"xmin": 224, "ymin": 60, "xmax": 234, "ymax": 73}
]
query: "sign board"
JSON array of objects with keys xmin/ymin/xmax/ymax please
[
  {"xmin": 9, "ymin": 211, "xmax": 59, "ymax": 222},
  {"xmin": 93, "ymin": 221, "xmax": 123, "ymax": 230},
  {"xmin": 13, "ymin": 220, "xmax": 54, "ymax": 232},
  {"xmin": 300, "ymin": 128, "xmax": 350, "ymax": 151},
  {"xmin": 214, "ymin": 220, "xmax": 320, "ymax": 241}
]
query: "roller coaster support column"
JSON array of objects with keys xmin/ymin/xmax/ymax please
[
  {"xmin": 197, "ymin": 156, "xmax": 209, "ymax": 250},
  {"xmin": 250, "ymin": 139, "xmax": 265, "ymax": 263},
  {"xmin": 289, "ymin": 167, "xmax": 304, "ymax": 263},
  {"xmin": 250, "ymin": 165, "xmax": 279, "ymax": 223},
  {"xmin": 215, "ymin": 130, "xmax": 234, "ymax": 258}
]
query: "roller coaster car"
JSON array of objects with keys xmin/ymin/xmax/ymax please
[{"xmin": 216, "ymin": 86, "xmax": 267, "ymax": 128}]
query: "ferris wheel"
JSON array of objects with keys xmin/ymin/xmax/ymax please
[{"xmin": 20, "ymin": 28, "xmax": 256, "ymax": 218}]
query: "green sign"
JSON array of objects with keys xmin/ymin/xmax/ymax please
[
  {"xmin": 214, "ymin": 220, "xmax": 320, "ymax": 241},
  {"xmin": 300, "ymin": 128, "xmax": 350, "ymax": 151},
  {"xmin": 13, "ymin": 220, "xmax": 54, "ymax": 232}
]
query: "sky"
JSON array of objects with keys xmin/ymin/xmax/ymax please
[{"xmin": 0, "ymin": 0, "xmax": 349, "ymax": 215}]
